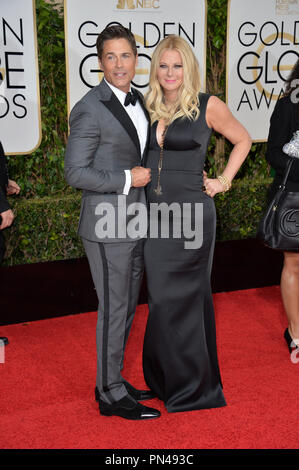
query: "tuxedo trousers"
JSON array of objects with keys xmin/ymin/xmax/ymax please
[{"xmin": 82, "ymin": 237, "xmax": 144, "ymax": 404}]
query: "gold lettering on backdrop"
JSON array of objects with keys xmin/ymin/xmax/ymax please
[
  {"xmin": 116, "ymin": 0, "xmax": 160, "ymax": 9},
  {"xmin": 0, "ymin": 68, "xmax": 5, "ymax": 82},
  {"xmin": 276, "ymin": 0, "xmax": 299, "ymax": 15},
  {"xmin": 116, "ymin": 0, "xmax": 135, "ymax": 9}
]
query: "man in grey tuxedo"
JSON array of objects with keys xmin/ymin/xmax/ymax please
[{"xmin": 65, "ymin": 25, "xmax": 160, "ymax": 420}]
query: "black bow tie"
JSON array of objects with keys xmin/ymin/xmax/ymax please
[{"xmin": 124, "ymin": 90, "xmax": 138, "ymax": 107}]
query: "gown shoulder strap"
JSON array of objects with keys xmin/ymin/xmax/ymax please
[{"xmin": 198, "ymin": 92, "xmax": 212, "ymax": 113}]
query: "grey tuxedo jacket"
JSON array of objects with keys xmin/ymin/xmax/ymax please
[{"xmin": 65, "ymin": 80, "xmax": 150, "ymax": 243}]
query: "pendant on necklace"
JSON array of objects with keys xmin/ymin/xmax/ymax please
[{"xmin": 154, "ymin": 184, "xmax": 163, "ymax": 196}]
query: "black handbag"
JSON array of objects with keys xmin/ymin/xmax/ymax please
[{"xmin": 257, "ymin": 156, "xmax": 299, "ymax": 251}]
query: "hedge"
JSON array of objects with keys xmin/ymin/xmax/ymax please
[{"xmin": 2, "ymin": 178, "xmax": 271, "ymax": 266}]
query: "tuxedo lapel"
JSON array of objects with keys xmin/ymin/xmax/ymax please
[{"xmin": 99, "ymin": 83, "xmax": 141, "ymax": 156}]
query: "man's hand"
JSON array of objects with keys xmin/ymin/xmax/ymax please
[
  {"xmin": 131, "ymin": 166, "xmax": 151, "ymax": 187},
  {"xmin": 7, "ymin": 179, "xmax": 20, "ymax": 195},
  {"xmin": 0, "ymin": 209, "xmax": 14, "ymax": 230}
]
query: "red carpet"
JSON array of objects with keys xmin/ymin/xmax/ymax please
[{"xmin": 0, "ymin": 286, "xmax": 298, "ymax": 449}]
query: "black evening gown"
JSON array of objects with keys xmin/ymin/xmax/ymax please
[{"xmin": 142, "ymin": 93, "xmax": 226, "ymax": 413}]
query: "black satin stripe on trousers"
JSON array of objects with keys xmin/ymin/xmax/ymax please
[{"xmin": 99, "ymin": 243, "xmax": 114, "ymax": 402}]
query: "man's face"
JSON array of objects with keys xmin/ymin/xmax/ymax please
[{"xmin": 99, "ymin": 38, "xmax": 137, "ymax": 93}]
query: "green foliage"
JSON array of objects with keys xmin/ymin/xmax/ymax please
[
  {"xmin": 207, "ymin": 0, "xmax": 227, "ymax": 54},
  {"xmin": 4, "ymin": 194, "xmax": 84, "ymax": 265},
  {"xmin": 215, "ymin": 177, "xmax": 271, "ymax": 241},
  {"xmin": 206, "ymin": 138, "xmax": 270, "ymax": 179}
]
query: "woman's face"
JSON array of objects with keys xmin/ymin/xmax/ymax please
[{"xmin": 156, "ymin": 49, "xmax": 184, "ymax": 96}]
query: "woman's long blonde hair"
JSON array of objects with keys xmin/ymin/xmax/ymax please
[{"xmin": 145, "ymin": 35, "xmax": 201, "ymax": 125}]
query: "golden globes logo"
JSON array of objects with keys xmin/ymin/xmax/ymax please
[{"xmin": 116, "ymin": 0, "xmax": 160, "ymax": 9}]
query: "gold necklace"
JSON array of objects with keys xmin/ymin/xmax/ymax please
[{"xmin": 154, "ymin": 125, "xmax": 168, "ymax": 196}]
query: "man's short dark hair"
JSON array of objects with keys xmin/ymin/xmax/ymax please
[{"xmin": 96, "ymin": 25, "xmax": 137, "ymax": 59}]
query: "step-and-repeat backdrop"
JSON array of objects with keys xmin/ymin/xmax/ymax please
[
  {"xmin": 0, "ymin": 0, "xmax": 41, "ymax": 155},
  {"xmin": 227, "ymin": 0, "xmax": 299, "ymax": 141},
  {"xmin": 64, "ymin": 0, "xmax": 207, "ymax": 114}
]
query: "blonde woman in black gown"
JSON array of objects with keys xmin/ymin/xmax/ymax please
[{"xmin": 142, "ymin": 35, "xmax": 252, "ymax": 413}]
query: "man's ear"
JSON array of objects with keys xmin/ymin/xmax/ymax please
[{"xmin": 98, "ymin": 58, "xmax": 103, "ymax": 70}]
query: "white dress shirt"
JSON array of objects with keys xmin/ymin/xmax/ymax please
[{"xmin": 104, "ymin": 79, "xmax": 148, "ymax": 195}]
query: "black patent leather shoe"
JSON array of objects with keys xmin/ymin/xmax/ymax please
[
  {"xmin": 99, "ymin": 395, "xmax": 161, "ymax": 420},
  {"xmin": 0, "ymin": 337, "xmax": 9, "ymax": 346},
  {"xmin": 95, "ymin": 382, "xmax": 156, "ymax": 402},
  {"xmin": 284, "ymin": 328, "xmax": 299, "ymax": 353}
]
